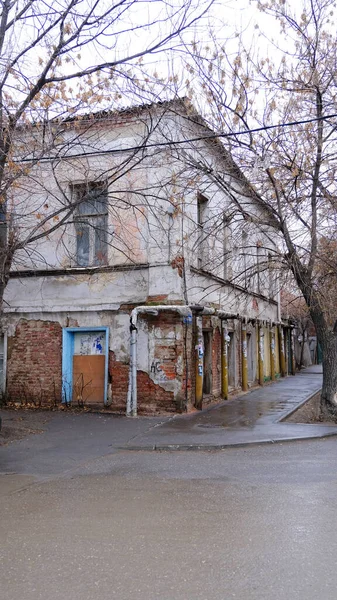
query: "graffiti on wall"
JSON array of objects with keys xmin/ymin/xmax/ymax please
[
  {"xmin": 74, "ymin": 332, "xmax": 105, "ymax": 356},
  {"xmin": 151, "ymin": 360, "xmax": 163, "ymax": 374},
  {"xmin": 150, "ymin": 358, "xmax": 175, "ymax": 381}
]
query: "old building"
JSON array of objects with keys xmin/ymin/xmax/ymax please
[{"xmin": 2, "ymin": 98, "xmax": 292, "ymax": 414}]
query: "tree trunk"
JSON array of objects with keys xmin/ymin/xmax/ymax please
[
  {"xmin": 320, "ymin": 334, "xmax": 337, "ymax": 419},
  {"xmin": 290, "ymin": 261, "xmax": 337, "ymax": 420}
]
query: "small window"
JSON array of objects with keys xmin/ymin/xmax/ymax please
[
  {"xmin": 268, "ymin": 252, "xmax": 275, "ymax": 298},
  {"xmin": 197, "ymin": 193, "xmax": 209, "ymax": 269},
  {"xmin": 223, "ymin": 214, "xmax": 231, "ymax": 280},
  {"xmin": 242, "ymin": 230, "xmax": 248, "ymax": 288},
  {"xmin": 72, "ymin": 182, "xmax": 108, "ymax": 267},
  {"xmin": 256, "ymin": 243, "xmax": 263, "ymax": 294}
]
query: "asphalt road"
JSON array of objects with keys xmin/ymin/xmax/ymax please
[{"xmin": 2, "ymin": 437, "xmax": 337, "ymax": 600}]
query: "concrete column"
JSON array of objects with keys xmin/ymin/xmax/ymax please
[
  {"xmin": 270, "ymin": 326, "xmax": 276, "ymax": 381},
  {"xmin": 242, "ymin": 322, "xmax": 248, "ymax": 392},
  {"xmin": 195, "ymin": 316, "xmax": 204, "ymax": 409},
  {"xmin": 221, "ymin": 322, "xmax": 229, "ymax": 400},
  {"xmin": 278, "ymin": 325, "xmax": 286, "ymax": 377},
  {"xmin": 258, "ymin": 325, "xmax": 264, "ymax": 386},
  {"xmin": 290, "ymin": 328, "xmax": 296, "ymax": 375}
]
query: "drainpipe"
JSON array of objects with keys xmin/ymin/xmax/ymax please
[
  {"xmin": 241, "ymin": 319, "xmax": 248, "ymax": 392},
  {"xmin": 127, "ymin": 305, "xmax": 205, "ymax": 417},
  {"xmin": 126, "ymin": 317, "xmax": 139, "ymax": 417},
  {"xmin": 278, "ymin": 325, "xmax": 286, "ymax": 377},
  {"xmin": 221, "ymin": 320, "xmax": 230, "ymax": 400},
  {"xmin": 258, "ymin": 323, "xmax": 264, "ymax": 386}
]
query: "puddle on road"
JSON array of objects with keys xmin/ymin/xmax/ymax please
[
  {"xmin": 198, "ymin": 399, "xmax": 289, "ymax": 429},
  {"xmin": 168, "ymin": 397, "xmax": 290, "ymax": 430}
]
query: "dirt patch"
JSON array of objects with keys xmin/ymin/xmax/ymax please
[
  {"xmin": 0, "ymin": 409, "xmax": 52, "ymax": 446},
  {"xmin": 284, "ymin": 391, "xmax": 335, "ymax": 424}
]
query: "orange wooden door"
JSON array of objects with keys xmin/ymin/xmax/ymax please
[{"xmin": 72, "ymin": 355, "xmax": 105, "ymax": 404}]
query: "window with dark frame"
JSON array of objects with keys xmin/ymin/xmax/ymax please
[
  {"xmin": 223, "ymin": 213, "xmax": 231, "ymax": 280},
  {"xmin": 268, "ymin": 252, "xmax": 275, "ymax": 299},
  {"xmin": 197, "ymin": 193, "xmax": 209, "ymax": 269},
  {"xmin": 256, "ymin": 242, "xmax": 263, "ymax": 294},
  {"xmin": 72, "ymin": 182, "xmax": 108, "ymax": 267},
  {"xmin": 242, "ymin": 229, "xmax": 248, "ymax": 288}
]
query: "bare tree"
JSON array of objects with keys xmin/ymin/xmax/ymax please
[
  {"xmin": 0, "ymin": 0, "xmax": 214, "ymax": 315},
  {"xmin": 181, "ymin": 0, "xmax": 337, "ymax": 416}
]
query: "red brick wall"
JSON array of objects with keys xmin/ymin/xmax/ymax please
[
  {"xmin": 108, "ymin": 312, "xmax": 189, "ymax": 414},
  {"xmin": 143, "ymin": 312, "xmax": 185, "ymax": 412},
  {"xmin": 108, "ymin": 354, "xmax": 179, "ymax": 415},
  {"xmin": 6, "ymin": 313, "xmax": 227, "ymax": 413},
  {"xmin": 108, "ymin": 350, "xmax": 129, "ymax": 412},
  {"xmin": 7, "ymin": 319, "xmax": 62, "ymax": 405}
]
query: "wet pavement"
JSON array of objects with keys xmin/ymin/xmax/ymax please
[
  {"xmin": 124, "ymin": 365, "xmax": 337, "ymax": 449},
  {"xmin": 2, "ymin": 368, "xmax": 337, "ymax": 599},
  {"xmin": 2, "ymin": 439, "xmax": 337, "ymax": 600},
  {"xmin": 1, "ymin": 366, "xmax": 336, "ymax": 481}
]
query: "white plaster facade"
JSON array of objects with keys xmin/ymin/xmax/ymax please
[{"xmin": 3, "ymin": 99, "xmax": 281, "ymax": 411}]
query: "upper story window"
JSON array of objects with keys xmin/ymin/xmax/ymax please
[
  {"xmin": 241, "ymin": 229, "xmax": 248, "ymax": 288},
  {"xmin": 197, "ymin": 193, "xmax": 209, "ymax": 269},
  {"xmin": 256, "ymin": 242, "xmax": 264, "ymax": 294},
  {"xmin": 223, "ymin": 214, "xmax": 232, "ymax": 280},
  {"xmin": 72, "ymin": 182, "xmax": 108, "ymax": 267},
  {"xmin": 268, "ymin": 251, "xmax": 275, "ymax": 299}
]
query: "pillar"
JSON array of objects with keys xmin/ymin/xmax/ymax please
[
  {"xmin": 242, "ymin": 321, "xmax": 248, "ymax": 392},
  {"xmin": 270, "ymin": 325, "xmax": 276, "ymax": 381},
  {"xmin": 278, "ymin": 325, "xmax": 286, "ymax": 377},
  {"xmin": 195, "ymin": 315, "xmax": 204, "ymax": 409},
  {"xmin": 258, "ymin": 324, "xmax": 264, "ymax": 386},
  {"xmin": 222, "ymin": 321, "xmax": 229, "ymax": 399}
]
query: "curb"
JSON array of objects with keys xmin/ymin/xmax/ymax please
[
  {"xmin": 277, "ymin": 387, "xmax": 322, "ymax": 422},
  {"xmin": 119, "ymin": 430, "xmax": 337, "ymax": 452}
]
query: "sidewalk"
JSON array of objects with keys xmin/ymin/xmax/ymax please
[
  {"xmin": 1, "ymin": 367, "xmax": 337, "ymax": 478},
  {"xmin": 123, "ymin": 365, "xmax": 337, "ymax": 450}
]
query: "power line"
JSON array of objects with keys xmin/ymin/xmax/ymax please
[{"xmin": 13, "ymin": 111, "xmax": 337, "ymax": 163}]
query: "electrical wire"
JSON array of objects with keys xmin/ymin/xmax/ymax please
[{"xmin": 12, "ymin": 111, "xmax": 337, "ymax": 163}]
